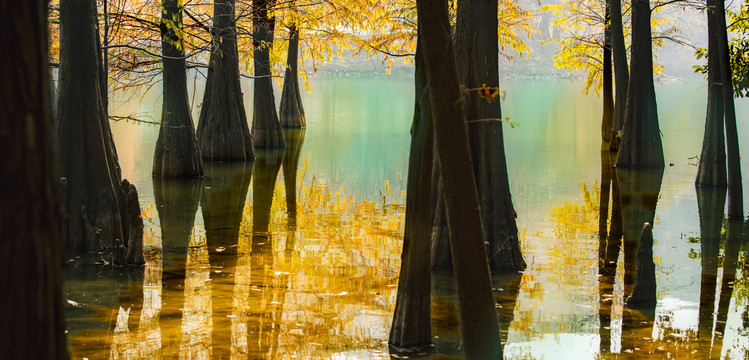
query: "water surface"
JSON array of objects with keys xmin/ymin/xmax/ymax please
[{"xmin": 65, "ymin": 76, "xmax": 749, "ymax": 359}]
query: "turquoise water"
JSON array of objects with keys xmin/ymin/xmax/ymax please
[{"xmin": 64, "ymin": 74, "xmax": 749, "ymax": 359}]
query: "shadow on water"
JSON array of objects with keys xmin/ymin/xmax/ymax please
[
  {"xmin": 431, "ymin": 269, "xmax": 522, "ymax": 357},
  {"xmin": 154, "ymin": 176, "xmax": 202, "ymax": 355},
  {"xmin": 201, "ymin": 160, "xmax": 253, "ymax": 359},
  {"xmin": 617, "ymin": 167, "xmax": 663, "ymax": 355}
]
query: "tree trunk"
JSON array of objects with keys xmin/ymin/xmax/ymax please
[
  {"xmin": 252, "ymin": 0, "xmax": 286, "ymax": 148},
  {"xmin": 153, "ymin": 0, "xmax": 203, "ymax": 177},
  {"xmin": 624, "ymin": 223, "xmax": 657, "ymax": 308},
  {"xmin": 616, "ymin": 0, "xmax": 664, "ymax": 168},
  {"xmin": 57, "ymin": 0, "xmax": 141, "ymax": 262},
  {"xmin": 0, "ymin": 0, "xmax": 69, "ymax": 357},
  {"xmin": 197, "ymin": 0, "xmax": 255, "ymax": 160},
  {"xmin": 609, "ymin": 0, "xmax": 629, "ymax": 150},
  {"xmin": 696, "ymin": 0, "xmax": 727, "ymax": 187},
  {"xmin": 453, "ymin": 0, "xmax": 525, "ymax": 273},
  {"xmin": 602, "ymin": 4, "xmax": 614, "ymax": 142},
  {"xmin": 713, "ymin": 0, "xmax": 744, "ymax": 218},
  {"xmin": 389, "ymin": 28, "xmax": 435, "ymax": 352},
  {"xmin": 279, "ymin": 25, "xmax": 306, "ymax": 128},
  {"xmin": 416, "ymin": 0, "xmax": 502, "ymax": 357}
]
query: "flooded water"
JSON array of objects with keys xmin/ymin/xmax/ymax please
[{"xmin": 64, "ymin": 75, "xmax": 749, "ymax": 359}]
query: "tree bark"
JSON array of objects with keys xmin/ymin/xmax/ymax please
[
  {"xmin": 153, "ymin": 0, "xmax": 204, "ymax": 177},
  {"xmin": 57, "ymin": 0, "xmax": 142, "ymax": 262},
  {"xmin": 389, "ymin": 28, "xmax": 435, "ymax": 352},
  {"xmin": 416, "ymin": 0, "xmax": 502, "ymax": 357},
  {"xmin": 0, "ymin": 0, "xmax": 69, "ymax": 357},
  {"xmin": 602, "ymin": 3, "xmax": 614, "ymax": 142},
  {"xmin": 696, "ymin": 0, "xmax": 727, "ymax": 187},
  {"xmin": 616, "ymin": 0, "xmax": 664, "ymax": 168},
  {"xmin": 713, "ymin": 0, "xmax": 744, "ymax": 218},
  {"xmin": 453, "ymin": 0, "xmax": 525, "ymax": 273},
  {"xmin": 197, "ymin": 0, "xmax": 255, "ymax": 160},
  {"xmin": 279, "ymin": 25, "xmax": 306, "ymax": 128},
  {"xmin": 252, "ymin": 0, "xmax": 286, "ymax": 148},
  {"xmin": 609, "ymin": 0, "xmax": 629, "ymax": 150}
]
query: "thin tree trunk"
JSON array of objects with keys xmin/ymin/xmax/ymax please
[
  {"xmin": 252, "ymin": 0, "xmax": 286, "ymax": 148},
  {"xmin": 0, "ymin": 0, "xmax": 69, "ymax": 357},
  {"xmin": 714, "ymin": 0, "xmax": 744, "ymax": 218},
  {"xmin": 197, "ymin": 0, "xmax": 255, "ymax": 160},
  {"xmin": 416, "ymin": 0, "xmax": 502, "ymax": 357},
  {"xmin": 153, "ymin": 0, "xmax": 203, "ymax": 177},
  {"xmin": 280, "ymin": 25, "xmax": 306, "ymax": 128},
  {"xmin": 602, "ymin": 3, "xmax": 614, "ymax": 142},
  {"xmin": 616, "ymin": 0, "xmax": 664, "ymax": 168},
  {"xmin": 609, "ymin": 0, "xmax": 629, "ymax": 150},
  {"xmin": 697, "ymin": 0, "xmax": 728, "ymax": 187},
  {"xmin": 390, "ymin": 27, "xmax": 435, "ymax": 351}
]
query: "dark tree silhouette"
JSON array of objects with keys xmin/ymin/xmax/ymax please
[
  {"xmin": 625, "ymin": 223, "xmax": 657, "ymax": 308},
  {"xmin": 153, "ymin": 0, "xmax": 203, "ymax": 177},
  {"xmin": 417, "ymin": 0, "xmax": 502, "ymax": 356},
  {"xmin": 712, "ymin": 0, "xmax": 744, "ymax": 218},
  {"xmin": 696, "ymin": 0, "xmax": 727, "ymax": 187},
  {"xmin": 57, "ymin": 0, "xmax": 142, "ymax": 263},
  {"xmin": 0, "ymin": 0, "xmax": 69, "ymax": 357},
  {"xmin": 279, "ymin": 24, "xmax": 306, "ymax": 128},
  {"xmin": 252, "ymin": 0, "xmax": 286, "ymax": 148},
  {"xmin": 601, "ymin": 4, "xmax": 614, "ymax": 142},
  {"xmin": 390, "ymin": 27, "xmax": 435, "ymax": 352},
  {"xmin": 454, "ymin": 0, "xmax": 525, "ymax": 273},
  {"xmin": 616, "ymin": 0, "xmax": 664, "ymax": 168},
  {"xmin": 197, "ymin": 0, "xmax": 255, "ymax": 160},
  {"xmin": 608, "ymin": 0, "xmax": 629, "ymax": 150}
]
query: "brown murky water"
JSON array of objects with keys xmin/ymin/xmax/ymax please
[{"xmin": 64, "ymin": 77, "xmax": 749, "ymax": 359}]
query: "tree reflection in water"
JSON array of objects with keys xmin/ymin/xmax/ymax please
[{"xmin": 70, "ymin": 155, "xmax": 749, "ymax": 359}]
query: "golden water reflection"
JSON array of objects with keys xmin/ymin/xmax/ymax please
[{"xmin": 66, "ymin": 162, "xmax": 749, "ymax": 359}]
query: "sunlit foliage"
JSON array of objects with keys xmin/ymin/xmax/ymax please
[{"xmin": 544, "ymin": 0, "xmax": 679, "ymax": 95}]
